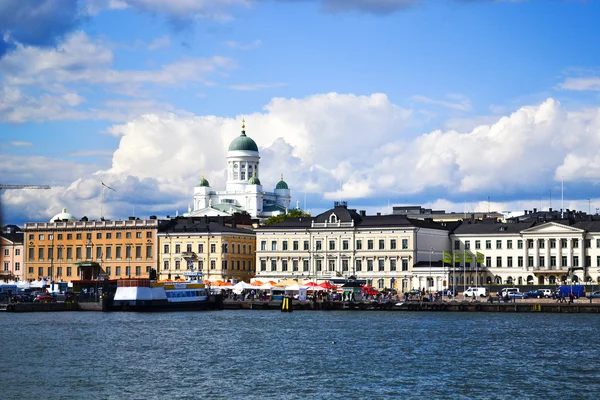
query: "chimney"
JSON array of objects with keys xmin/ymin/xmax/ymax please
[
  {"xmin": 128, "ymin": 216, "xmax": 135, "ymax": 220},
  {"xmin": 549, "ymin": 208, "xmax": 552, "ymax": 212},
  {"xmin": 376, "ymin": 212, "xmax": 381, "ymax": 216},
  {"xmin": 359, "ymin": 210, "xmax": 366, "ymax": 217},
  {"xmin": 533, "ymin": 208, "xmax": 537, "ymax": 214}
]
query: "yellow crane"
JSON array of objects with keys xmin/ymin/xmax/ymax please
[{"xmin": 0, "ymin": 185, "xmax": 51, "ymax": 190}]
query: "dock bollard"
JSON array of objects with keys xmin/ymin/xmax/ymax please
[{"xmin": 281, "ymin": 296, "xmax": 293, "ymax": 312}]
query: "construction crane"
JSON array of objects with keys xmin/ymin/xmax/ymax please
[{"xmin": 0, "ymin": 185, "xmax": 51, "ymax": 190}]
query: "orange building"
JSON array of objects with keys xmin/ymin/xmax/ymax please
[
  {"xmin": 23, "ymin": 209, "xmax": 159, "ymax": 282},
  {"xmin": 0, "ymin": 225, "xmax": 24, "ymax": 282}
]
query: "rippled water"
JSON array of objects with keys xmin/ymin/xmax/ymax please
[{"xmin": 1, "ymin": 310, "xmax": 599, "ymax": 399}]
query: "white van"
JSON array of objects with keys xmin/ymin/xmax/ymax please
[
  {"xmin": 501, "ymin": 287, "xmax": 520, "ymax": 296},
  {"xmin": 464, "ymin": 287, "xmax": 488, "ymax": 297}
]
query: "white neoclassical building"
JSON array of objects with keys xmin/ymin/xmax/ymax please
[{"xmin": 184, "ymin": 120, "xmax": 291, "ymax": 219}]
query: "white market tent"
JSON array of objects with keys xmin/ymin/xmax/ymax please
[
  {"xmin": 232, "ymin": 281, "xmax": 260, "ymax": 294},
  {"xmin": 284, "ymin": 283, "xmax": 307, "ymax": 301}
]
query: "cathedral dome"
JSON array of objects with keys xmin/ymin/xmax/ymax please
[
  {"xmin": 275, "ymin": 175, "xmax": 289, "ymax": 190},
  {"xmin": 228, "ymin": 120, "xmax": 258, "ymax": 152},
  {"xmin": 248, "ymin": 171, "xmax": 261, "ymax": 185},
  {"xmin": 50, "ymin": 208, "xmax": 77, "ymax": 222},
  {"xmin": 196, "ymin": 175, "xmax": 210, "ymax": 187}
]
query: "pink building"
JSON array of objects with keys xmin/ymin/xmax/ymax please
[{"xmin": 0, "ymin": 225, "xmax": 24, "ymax": 282}]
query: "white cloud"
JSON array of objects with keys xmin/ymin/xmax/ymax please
[
  {"xmin": 9, "ymin": 140, "xmax": 32, "ymax": 147},
  {"xmin": 229, "ymin": 82, "xmax": 285, "ymax": 91},
  {"xmin": 225, "ymin": 39, "xmax": 262, "ymax": 50},
  {"xmin": 5, "ymin": 93, "xmax": 600, "ymax": 223},
  {"xmin": 147, "ymin": 35, "xmax": 171, "ymax": 50},
  {"xmin": 558, "ymin": 76, "xmax": 600, "ymax": 91},
  {"xmin": 411, "ymin": 94, "xmax": 472, "ymax": 111}
]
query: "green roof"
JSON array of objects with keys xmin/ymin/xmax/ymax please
[
  {"xmin": 275, "ymin": 175, "xmax": 288, "ymax": 190},
  {"xmin": 228, "ymin": 131, "xmax": 258, "ymax": 152},
  {"xmin": 196, "ymin": 175, "xmax": 210, "ymax": 187},
  {"xmin": 248, "ymin": 171, "xmax": 261, "ymax": 185}
]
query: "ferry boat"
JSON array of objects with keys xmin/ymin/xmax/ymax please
[{"xmin": 112, "ymin": 272, "xmax": 223, "ymax": 311}]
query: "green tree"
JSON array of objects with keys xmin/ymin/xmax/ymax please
[{"xmin": 262, "ymin": 209, "xmax": 311, "ymax": 226}]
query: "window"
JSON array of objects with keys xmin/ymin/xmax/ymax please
[
  {"xmin": 303, "ymin": 259, "xmax": 309, "ymax": 272},
  {"xmin": 507, "ymin": 256, "xmax": 513, "ymax": 268},
  {"xmin": 598, "ymin": 256, "xmax": 600, "ymax": 267},
  {"xmin": 86, "ymin": 233, "xmax": 91, "ymax": 240},
  {"xmin": 402, "ymin": 239, "xmax": 409, "ymax": 249},
  {"xmin": 506, "ymin": 240, "xmax": 512, "ymax": 249},
  {"xmin": 116, "ymin": 266, "xmax": 121, "ymax": 276},
  {"xmin": 67, "ymin": 247, "xmax": 73, "ymax": 260},
  {"xmin": 390, "ymin": 239, "xmax": 396, "ymax": 250},
  {"xmin": 485, "ymin": 240, "xmax": 491, "ymax": 250},
  {"xmin": 550, "ymin": 239, "xmax": 556, "ymax": 249},
  {"xmin": 146, "ymin": 266, "xmax": 151, "ymax": 274},
  {"xmin": 146, "ymin": 231, "xmax": 152, "ymax": 238},
  {"xmin": 496, "ymin": 240, "xmax": 502, "ymax": 249},
  {"xmin": 77, "ymin": 247, "xmax": 83, "ymax": 259},
  {"xmin": 38, "ymin": 247, "xmax": 44, "ymax": 260},
  {"xmin": 136, "ymin": 232, "xmax": 142, "ymax": 239},
  {"xmin": 116, "ymin": 232, "xmax": 122, "ymax": 239},
  {"xmin": 343, "ymin": 240, "xmax": 349, "ymax": 250},
  {"xmin": 293, "ymin": 241, "xmax": 299, "ymax": 251},
  {"xmin": 125, "ymin": 266, "xmax": 131, "ymax": 277},
  {"xmin": 15, "ymin": 262, "xmax": 20, "ymax": 271},
  {"xmin": 355, "ymin": 260, "xmax": 362, "ymax": 272},
  {"xmin": 210, "ymin": 244, "xmax": 216, "ymax": 253},
  {"xmin": 271, "ymin": 241, "xmax": 277, "ymax": 251},
  {"xmin": 260, "ymin": 260, "xmax": 267, "ymax": 271},
  {"xmin": 573, "ymin": 240, "xmax": 579, "ymax": 249},
  {"xmin": 126, "ymin": 232, "xmax": 132, "ymax": 239},
  {"xmin": 315, "ymin": 241, "xmax": 322, "ymax": 251},
  {"xmin": 316, "ymin": 260, "xmax": 322, "ymax": 272},
  {"xmin": 378, "ymin": 259, "xmax": 384, "ymax": 271},
  {"xmin": 271, "ymin": 260, "xmax": 277, "ymax": 272},
  {"xmin": 222, "ymin": 260, "xmax": 228, "ymax": 270},
  {"xmin": 3, "ymin": 262, "xmax": 8, "ymax": 271},
  {"xmin": 282, "ymin": 260, "xmax": 288, "ymax": 272},
  {"xmin": 597, "ymin": 239, "xmax": 600, "ymax": 248},
  {"xmin": 106, "ymin": 233, "xmax": 112, "ymax": 239},
  {"xmin": 67, "ymin": 267, "xmax": 72, "ymax": 276},
  {"xmin": 356, "ymin": 240, "xmax": 362, "ymax": 250},
  {"xmin": 496, "ymin": 257, "xmax": 502, "ymax": 267},
  {"xmin": 561, "ymin": 256, "xmax": 567, "ymax": 267},
  {"xmin": 175, "ymin": 260, "xmax": 181, "ymax": 270},
  {"xmin": 3, "ymin": 249, "xmax": 8, "ymax": 256},
  {"xmin": 528, "ymin": 256, "xmax": 534, "ymax": 267},
  {"xmin": 126, "ymin": 246, "xmax": 132, "ymax": 259},
  {"xmin": 485, "ymin": 257, "xmax": 491, "ymax": 268},
  {"xmin": 561, "ymin": 239, "xmax": 568, "ymax": 248},
  {"xmin": 85, "ymin": 246, "xmax": 92, "ymax": 260},
  {"xmin": 164, "ymin": 244, "xmax": 169, "ymax": 254},
  {"xmin": 96, "ymin": 246, "xmax": 102, "ymax": 259},
  {"xmin": 222, "ymin": 244, "xmax": 228, "ymax": 254},
  {"xmin": 260, "ymin": 241, "xmax": 266, "ymax": 251},
  {"xmin": 163, "ymin": 260, "xmax": 169, "ymax": 270},
  {"xmin": 96, "ymin": 232, "xmax": 102, "ymax": 240},
  {"xmin": 282, "ymin": 241, "xmax": 288, "ymax": 251},
  {"xmin": 517, "ymin": 240, "xmax": 523, "ymax": 249},
  {"xmin": 550, "ymin": 256, "xmax": 557, "ymax": 267},
  {"xmin": 367, "ymin": 259, "xmax": 374, "ymax": 272},
  {"xmin": 585, "ymin": 239, "xmax": 591, "ymax": 248},
  {"xmin": 329, "ymin": 240, "xmax": 335, "ymax": 251},
  {"xmin": 517, "ymin": 256, "xmax": 523, "ymax": 267},
  {"xmin": 390, "ymin": 259, "xmax": 396, "ymax": 271},
  {"xmin": 539, "ymin": 256, "xmax": 545, "ymax": 267},
  {"xmin": 146, "ymin": 245, "xmax": 152, "ymax": 259},
  {"xmin": 67, "ymin": 233, "xmax": 73, "ymax": 240},
  {"xmin": 38, "ymin": 266, "xmax": 43, "ymax": 277},
  {"xmin": 342, "ymin": 259, "xmax": 348, "ymax": 272},
  {"xmin": 115, "ymin": 246, "xmax": 122, "ymax": 259},
  {"xmin": 573, "ymin": 256, "xmax": 579, "ymax": 267},
  {"xmin": 367, "ymin": 240, "xmax": 374, "ymax": 250},
  {"xmin": 378, "ymin": 240, "xmax": 384, "ymax": 250},
  {"xmin": 135, "ymin": 266, "xmax": 141, "ymax": 276},
  {"xmin": 475, "ymin": 240, "xmax": 481, "ymax": 249},
  {"xmin": 465, "ymin": 241, "xmax": 470, "ymax": 250},
  {"xmin": 28, "ymin": 247, "xmax": 34, "ymax": 261},
  {"xmin": 402, "ymin": 259, "xmax": 408, "ymax": 271},
  {"xmin": 105, "ymin": 266, "xmax": 111, "ymax": 276},
  {"xmin": 187, "ymin": 244, "xmax": 192, "ymax": 253},
  {"xmin": 15, "ymin": 249, "xmax": 20, "ymax": 256},
  {"xmin": 303, "ymin": 241, "xmax": 309, "ymax": 251},
  {"xmin": 39, "ymin": 234, "xmax": 45, "ymax": 240},
  {"xmin": 454, "ymin": 240, "xmax": 460, "ymax": 250},
  {"xmin": 328, "ymin": 260, "xmax": 335, "ymax": 271},
  {"xmin": 538, "ymin": 239, "xmax": 545, "ymax": 249},
  {"xmin": 293, "ymin": 260, "xmax": 299, "ymax": 272}
]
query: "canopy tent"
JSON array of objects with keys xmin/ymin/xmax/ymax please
[
  {"xmin": 30, "ymin": 280, "xmax": 46, "ymax": 289},
  {"xmin": 284, "ymin": 283, "xmax": 307, "ymax": 301},
  {"xmin": 232, "ymin": 281, "xmax": 260, "ymax": 293},
  {"xmin": 303, "ymin": 282, "xmax": 321, "ymax": 288},
  {"xmin": 251, "ymin": 280, "xmax": 264, "ymax": 286},
  {"xmin": 258, "ymin": 283, "xmax": 274, "ymax": 290},
  {"xmin": 17, "ymin": 281, "xmax": 31, "ymax": 290},
  {"xmin": 319, "ymin": 282, "xmax": 337, "ymax": 290},
  {"xmin": 274, "ymin": 279, "xmax": 299, "ymax": 287}
]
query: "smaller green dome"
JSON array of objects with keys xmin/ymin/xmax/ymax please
[
  {"xmin": 248, "ymin": 171, "xmax": 261, "ymax": 185},
  {"xmin": 275, "ymin": 174, "xmax": 288, "ymax": 190},
  {"xmin": 196, "ymin": 174, "xmax": 210, "ymax": 187}
]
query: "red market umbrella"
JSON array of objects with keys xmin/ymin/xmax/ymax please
[{"xmin": 319, "ymin": 282, "xmax": 337, "ymax": 290}]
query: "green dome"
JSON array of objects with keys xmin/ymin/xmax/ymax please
[
  {"xmin": 196, "ymin": 175, "xmax": 210, "ymax": 187},
  {"xmin": 248, "ymin": 171, "xmax": 261, "ymax": 185},
  {"xmin": 275, "ymin": 175, "xmax": 289, "ymax": 190},
  {"xmin": 228, "ymin": 132, "xmax": 258, "ymax": 152}
]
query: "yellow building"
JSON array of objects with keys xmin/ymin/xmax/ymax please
[
  {"xmin": 23, "ymin": 209, "xmax": 159, "ymax": 282},
  {"xmin": 158, "ymin": 217, "xmax": 256, "ymax": 282}
]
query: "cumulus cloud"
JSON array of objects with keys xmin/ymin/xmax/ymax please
[
  {"xmin": 4, "ymin": 93, "xmax": 600, "ymax": 224},
  {"xmin": 559, "ymin": 76, "xmax": 600, "ymax": 91},
  {"xmin": 225, "ymin": 39, "xmax": 262, "ymax": 50}
]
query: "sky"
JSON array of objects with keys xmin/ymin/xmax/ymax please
[{"xmin": 2, "ymin": 0, "xmax": 600, "ymax": 225}]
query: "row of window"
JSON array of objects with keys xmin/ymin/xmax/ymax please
[
  {"xmin": 478, "ymin": 254, "xmax": 595, "ymax": 268},
  {"xmin": 3, "ymin": 261, "xmax": 20, "ymax": 271},
  {"xmin": 163, "ymin": 242, "xmax": 252, "ymax": 255},
  {"xmin": 3, "ymin": 248, "xmax": 21, "ymax": 256},
  {"xmin": 26, "ymin": 265, "xmax": 151, "ymax": 277},
  {"xmin": 456, "ymin": 238, "xmax": 593, "ymax": 251},
  {"xmin": 162, "ymin": 259, "xmax": 252, "ymax": 271},
  {"xmin": 259, "ymin": 238, "xmax": 410, "ymax": 252},
  {"xmin": 28, "ymin": 245, "xmax": 153, "ymax": 261},
  {"xmin": 29, "ymin": 231, "xmax": 153, "ymax": 241},
  {"xmin": 259, "ymin": 258, "xmax": 410, "ymax": 273}
]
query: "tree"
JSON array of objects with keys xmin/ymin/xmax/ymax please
[{"xmin": 262, "ymin": 209, "xmax": 311, "ymax": 226}]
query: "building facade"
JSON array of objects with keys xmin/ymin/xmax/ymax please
[
  {"xmin": 255, "ymin": 202, "xmax": 454, "ymax": 292},
  {"xmin": 184, "ymin": 120, "xmax": 291, "ymax": 219},
  {"xmin": 450, "ymin": 220, "xmax": 600, "ymax": 287},
  {"xmin": 158, "ymin": 217, "xmax": 256, "ymax": 282},
  {"xmin": 23, "ymin": 210, "xmax": 159, "ymax": 282},
  {"xmin": 0, "ymin": 225, "xmax": 24, "ymax": 282}
]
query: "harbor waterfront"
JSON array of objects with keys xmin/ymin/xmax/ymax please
[{"xmin": 1, "ymin": 311, "xmax": 599, "ymax": 399}]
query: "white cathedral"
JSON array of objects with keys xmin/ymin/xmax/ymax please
[{"xmin": 184, "ymin": 120, "xmax": 291, "ymax": 219}]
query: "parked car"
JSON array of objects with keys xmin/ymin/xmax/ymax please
[
  {"xmin": 586, "ymin": 291, "xmax": 600, "ymax": 299},
  {"xmin": 437, "ymin": 289, "xmax": 455, "ymax": 296},
  {"xmin": 34, "ymin": 294, "xmax": 56, "ymax": 303},
  {"xmin": 464, "ymin": 287, "xmax": 489, "ymax": 297},
  {"xmin": 538, "ymin": 289, "xmax": 553, "ymax": 298},
  {"xmin": 523, "ymin": 290, "xmax": 544, "ymax": 299},
  {"xmin": 501, "ymin": 287, "xmax": 520, "ymax": 296},
  {"xmin": 508, "ymin": 292, "xmax": 524, "ymax": 299}
]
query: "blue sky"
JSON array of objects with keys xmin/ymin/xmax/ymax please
[{"xmin": 2, "ymin": 0, "xmax": 600, "ymax": 225}]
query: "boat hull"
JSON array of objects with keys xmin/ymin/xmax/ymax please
[{"xmin": 110, "ymin": 295, "xmax": 224, "ymax": 312}]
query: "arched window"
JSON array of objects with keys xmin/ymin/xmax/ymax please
[
  {"xmin": 507, "ymin": 276, "xmax": 513, "ymax": 284},
  {"xmin": 329, "ymin": 213, "xmax": 337, "ymax": 223},
  {"xmin": 549, "ymin": 275, "xmax": 556, "ymax": 284},
  {"xmin": 486, "ymin": 276, "xmax": 492, "ymax": 284},
  {"xmin": 538, "ymin": 276, "xmax": 545, "ymax": 285},
  {"xmin": 495, "ymin": 276, "xmax": 501, "ymax": 284}
]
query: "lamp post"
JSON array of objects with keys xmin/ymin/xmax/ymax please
[{"xmin": 429, "ymin": 247, "xmax": 433, "ymax": 294}]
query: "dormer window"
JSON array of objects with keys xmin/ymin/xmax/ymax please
[{"xmin": 329, "ymin": 214, "xmax": 337, "ymax": 223}]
